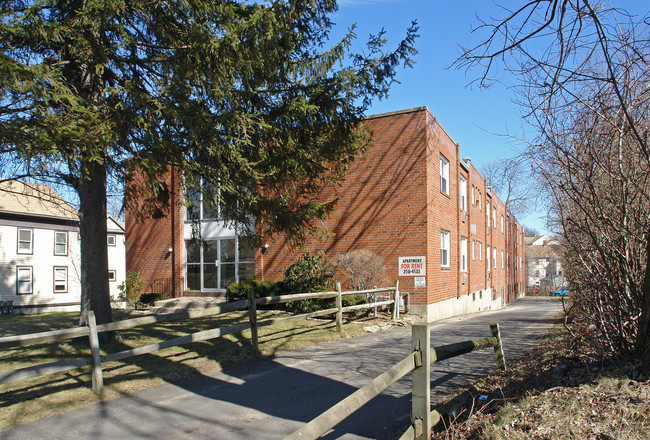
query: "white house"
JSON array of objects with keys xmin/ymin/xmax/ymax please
[{"xmin": 0, "ymin": 181, "xmax": 125, "ymax": 313}]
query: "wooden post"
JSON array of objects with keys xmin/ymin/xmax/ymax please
[
  {"xmin": 373, "ymin": 290, "xmax": 378, "ymax": 317},
  {"xmin": 411, "ymin": 324, "xmax": 431, "ymax": 440},
  {"xmin": 392, "ymin": 280, "xmax": 400, "ymax": 320},
  {"xmin": 490, "ymin": 323, "xmax": 506, "ymax": 370},
  {"xmin": 336, "ymin": 282, "xmax": 343, "ymax": 333},
  {"xmin": 86, "ymin": 311, "xmax": 104, "ymax": 396},
  {"xmin": 248, "ymin": 289, "xmax": 258, "ymax": 355}
]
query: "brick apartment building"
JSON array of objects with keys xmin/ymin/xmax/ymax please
[{"xmin": 126, "ymin": 106, "xmax": 526, "ymax": 322}]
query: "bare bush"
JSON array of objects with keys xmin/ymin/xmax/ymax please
[{"xmin": 333, "ymin": 250, "xmax": 387, "ymax": 291}]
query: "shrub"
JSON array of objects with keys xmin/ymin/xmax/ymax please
[
  {"xmin": 117, "ymin": 271, "xmax": 145, "ymax": 307},
  {"xmin": 226, "ymin": 280, "xmax": 285, "ymax": 302},
  {"xmin": 137, "ymin": 293, "xmax": 168, "ymax": 306},
  {"xmin": 282, "ymin": 252, "xmax": 334, "ymax": 313},
  {"xmin": 333, "ymin": 249, "xmax": 386, "ymax": 291}
]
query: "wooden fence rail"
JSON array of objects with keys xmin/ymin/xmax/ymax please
[
  {"xmin": 0, "ymin": 282, "xmax": 402, "ymax": 395},
  {"xmin": 285, "ymin": 323, "xmax": 506, "ymax": 440}
]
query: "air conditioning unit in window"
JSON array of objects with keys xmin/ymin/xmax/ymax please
[
  {"xmin": 461, "ymin": 211, "xmax": 467, "ymax": 223},
  {"xmin": 461, "ymin": 272, "xmax": 467, "ymax": 285}
]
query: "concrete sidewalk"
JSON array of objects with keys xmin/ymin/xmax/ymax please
[{"xmin": 0, "ymin": 298, "xmax": 562, "ymax": 440}]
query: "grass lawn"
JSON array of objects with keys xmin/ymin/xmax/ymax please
[{"xmin": 0, "ymin": 308, "xmax": 393, "ymax": 430}]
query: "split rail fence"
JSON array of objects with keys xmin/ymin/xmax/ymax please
[
  {"xmin": 284, "ymin": 323, "xmax": 506, "ymax": 440},
  {"xmin": 0, "ymin": 282, "xmax": 403, "ymax": 396}
]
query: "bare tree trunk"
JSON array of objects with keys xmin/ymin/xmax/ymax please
[
  {"xmin": 635, "ymin": 231, "xmax": 650, "ymax": 362},
  {"xmin": 77, "ymin": 159, "xmax": 113, "ymax": 336}
]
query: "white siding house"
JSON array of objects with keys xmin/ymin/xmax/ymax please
[{"xmin": 0, "ymin": 181, "xmax": 125, "ymax": 313}]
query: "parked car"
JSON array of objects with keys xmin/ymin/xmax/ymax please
[{"xmin": 550, "ymin": 287, "xmax": 569, "ymax": 296}]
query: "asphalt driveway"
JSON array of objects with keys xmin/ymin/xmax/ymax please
[{"xmin": 0, "ymin": 298, "xmax": 562, "ymax": 440}]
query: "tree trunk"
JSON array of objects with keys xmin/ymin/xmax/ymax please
[
  {"xmin": 77, "ymin": 160, "xmax": 113, "ymax": 335},
  {"xmin": 635, "ymin": 232, "xmax": 650, "ymax": 362}
]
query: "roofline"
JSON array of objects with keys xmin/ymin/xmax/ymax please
[{"xmin": 0, "ymin": 209, "xmax": 79, "ymax": 223}]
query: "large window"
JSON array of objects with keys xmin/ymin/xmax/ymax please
[
  {"xmin": 185, "ymin": 237, "xmax": 254, "ymax": 291},
  {"xmin": 440, "ymin": 230, "xmax": 450, "ymax": 267},
  {"xmin": 460, "ymin": 236, "xmax": 467, "ymax": 272},
  {"xmin": 459, "ymin": 175, "xmax": 467, "ymax": 211},
  {"xmin": 54, "ymin": 267, "xmax": 68, "ymax": 293},
  {"xmin": 17, "ymin": 266, "xmax": 33, "ymax": 294},
  {"xmin": 186, "ymin": 177, "xmax": 220, "ymax": 221},
  {"xmin": 17, "ymin": 228, "xmax": 33, "ymax": 254},
  {"xmin": 440, "ymin": 155, "xmax": 449, "ymax": 195},
  {"xmin": 54, "ymin": 231, "xmax": 68, "ymax": 255}
]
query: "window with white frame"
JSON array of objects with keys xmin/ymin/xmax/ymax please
[
  {"xmin": 492, "ymin": 207, "xmax": 496, "ymax": 229},
  {"xmin": 17, "ymin": 266, "xmax": 33, "ymax": 294},
  {"xmin": 107, "ymin": 234, "xmax": 116, "ymax": 246},
  {"xmin": 460, "ymin": 236, "xmax": 468, "ymax": 272},
  {"xmin": 186, "ymin": 177, "xmax": 220, "ymax": 221},
  {"xmin": 486, "ymin": 246, "xmax": 491, "ymax": 271},
  {"xmin": 501, "ymin": 215, "xmax": 504, "ymax": 233},
  {"xmin": 493, "ymin": 247, "xmax": 497, "ymax": 268},
  {"xmin": 471, "ymin": 240, "xmax": 475, "ymax": 260},
  {"xmin": 54, "ymin": 231, "xmax": 68, "ymax": 255},
  {"xmin": 501, "ymin": 250, "xmax": 504, "ymax": 268},
  {"xmin": 108, "ymin": 270, "xmax": 116, "ymax": 282},
  {"xmin": 54, "ymin": 267, "xmax": 68, "ymax": 293},
  {"xmin": 440, "ymin": 155, "xmax": 449, "ymax": 195},
  {"xmin": 17, "ymin": 228, "xmax": 33, "ymax": 254},
  {"xmin": 185, "ymin": 236, "xmax": 255, "ymax": 291},
  {"xmin": 459, "ymin": 175, "xmax": 467, "ymax": 211},
  {"xmin": 486, "ymin": 201, "xmax": 491, "ymax": 227},
  {"xmin": 440, "ymin": 230, "xmax": 450, "ymax": 267}
]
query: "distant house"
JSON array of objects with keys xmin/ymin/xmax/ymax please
[
  {"xmin": 0, "ymin": 181, "xmax": 125, "ymax": 313},
  {"xmin": 525, "ymin": 235, "xmax": 564, "ymax": 294}
]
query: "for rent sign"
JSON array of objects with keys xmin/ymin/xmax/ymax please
[{"xmin": 398, "ymin": 256, "xmax": 426, "ymax": 276}]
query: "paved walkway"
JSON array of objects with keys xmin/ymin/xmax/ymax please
[{"xmin": 0, "ymin": 298, "xmax": 562, "ymax": 440}]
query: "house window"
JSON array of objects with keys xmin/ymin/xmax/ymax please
[
  {"xmin": 54, "ymin": 231, "xmax": 68, "ymax": 255},
  {"xmin": 487, "ymin": 246, "xmax": 491, "ymax": 271},
  {"xmin": 460, "ymin": 236, "xmax": 468, "ymax": 272},
  {"xmin": 108, "ymin": 270, "xmax": 116, "ymax": 282},
  {"xmin": 439, "ymin": 155, "xmax": 449, "ymax": 195},
  {"xmin": 54, "ymin": 267, "xmax": 68, "ymax": 293},
  {"xmin": 185, "ymin": 236, "xmax": 254, "ymax": 291},
  {"xmin": 17, "ymin": 266, "xmax": 33, "ymax": 294},
  {"xmin": 186, "ymin": 177, "xmax": 220, "ymax": 221},
  {"xmin": 17, "ymin": 228, "xmax": 33, "ymax": 254},
  {"xmin": 486, "ymin": 201, "xmax": 491, "ymax": 228},
  {"xmin": 107, "ymin": 234, "xmax": 116, "ymax": 246},
  {"xmin": 440, "ymin": 230, "xmax": 450, "ymax": 267},
  {"xmin": 459, "ymin": 176, "xmax": 467, "ymax": 211}
]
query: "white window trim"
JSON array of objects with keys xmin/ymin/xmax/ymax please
[
  {"xmin": 107, "ymin": 234, "xmax": 116, "ymax": 246},
  {"xmin": 486, "ymin": 246, "xmax": 491, "ymax": 271},
  {"xmin": 17, "ymin": 266, "xmax": 33, "ymax": 294},
  {"xmin": 440, "ymin": 155, "xmax": 449, "ymax": 195},
  {"xmin": 486, "ymin": 201, "xmax": 491, "ymax": 228},
  {"xmin": 460, "ymin": 236, "xmax": 468, "ymax": 272},
  {"xmin": 17, "ymin": 228, "xmax": 33, "ymax": 254},
  {"xmin": 440, "ymin": 230, "xmax": 450, "ymax": 267},
  {"xmin": 501, "ymin": 250, "xmax": 505, "ymax": 269},
  {"xmin": 108, "ymin": 270, "xmax": 117, "ymax": 282},
  {"xmin": 459, "ymin": 175, "xmax": 467, "ymax": 211},
  {"xmin": 54, "ymin": 266, "xmax": 68, "ymax": 293},
  {"xmin": 493, "ymin": 248, "xmax": 498, "ymax": 268}
]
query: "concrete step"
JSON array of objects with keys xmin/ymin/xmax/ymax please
[{"xmin": 150, "ymin": 296, "xmax": 227, "ymax": 314}]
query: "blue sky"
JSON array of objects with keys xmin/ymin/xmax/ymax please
[{"xmin": 332, "ymin": 0, "xmax": 647, "ymax": 234}]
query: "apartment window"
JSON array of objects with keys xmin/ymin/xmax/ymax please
[
  {"xmin": 501, "ymin": 215, "xmax": 504, "ymax": 233},
  {"xmin": 108, "ymin": 270, "xmax": 116, "ymax": 282},
  {"xmin": 107, "ymin": 234, "xmax": 116, "ymax": 246},
  {"xmin": 54, "ymin": 231, "xmax": 68, "ymax": 255},
  {"xmin": 486, "ymin": 201, "xmax": 491, "ymax": 228},
  {"xmin": 459, "ymin": 176, "xmax": 467, "ymax": 211},
  {"xmin": 460, "ymin": 236, "xmax": 468, "ymax": 272},
  {"xmin": 493, "ymin": 248, "xmax": 498, "ymax": 268},
  {"xmin": 17, "ymin": 266, "xmax": 33, "ymax": 294},
  {"xmin": 471, "ymin": 240, "xmax": 475, "ymax": 260},
  {"xmin": 17, "ymin": 228, "xmax": 33, "ymax": 254},
  {"xmin": 185, "ymin": 236, "xmax": 255, "ymax": 291},
  {"xmin": 440, "ymin": 155, "xmax": 449, "ymax": 195},
  {"xmin": 501, "ymin": 250, "xmax": 504, "ymax": 269},
  {"xmin": 186, "ymin": 177, "xmax": 220, "ymax": 221},
  {"xmin": 477, "ymin": 191, "xmax": 482, "ymax": 209},
  {"xmin": 54, "ymin": 267, "xmax": 68, "ymax": 293},
  {"xmin": 487, "ymin": 246, "xmax": 491, "ymax": 271},
  {"xmin": 492, "ymin": 207, "xmax": 496, "ymax": 229},
  {"xmin": 440, "ymin": 230, "xmax": 450, "ymax": 267}
]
